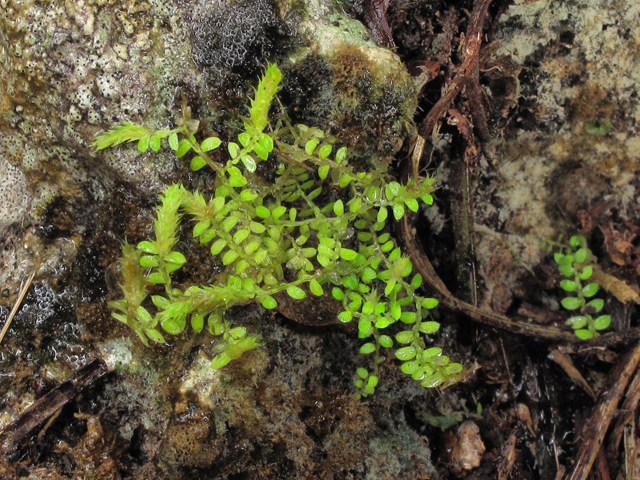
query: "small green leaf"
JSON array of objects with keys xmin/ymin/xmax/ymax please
[
  {"xmin": 140, "ymin": 255, "xmax": 159, "ymax": 267},
  {"xmin": 419, "ymin": 321, "xmax": 440, "ymax": 334},
  {"xmin": 227, "ymin": 166, "xmax": 248, "ymax": 187},
  {"xmin": 286, "ymin": 285, "xmax": 306, "ymax": 300},
  {"xmin": 555, "ymin": 254, "xmax": 574, "ymax": 266},
  {"xmin": 261, "ymin": 295, "xmax": 277, "ymax": 309},
  {"xmin": 593, "ymin": 315, "xmax": 611, "ymax": 330},
  {"xmin": 193, "ymin": 221, "xmax": 210, "ymax": 237},
  {"xmin": 559, "ymin": 265, "xmax": 575, "ymax": 277},
  {"xmin": 338, "ymin": 311, "xmax": 353, "ymax": 322},
  {"xmin": 309, "ymin": 279, "xmax": 324, "ymax": 296},
  {"xmin": 375, "ymin": 317, "xmax": 391, "ymax": 329},
  {"xmin": 318, "ymin": 165, "xmax": 330, "ymax": 180},
  {"xmin": 271, "ymin": 205, "xmax": 286, "ymax": 219},
  {"xmin": 147, "ymin": 272, "xmax": 165, "ymax": 284},
  {"xmin": 240, "ymin": 189, "xmax": 258, "ymax": 201},
  {"xmin": 579, "ymin": 265, "xmax": 593, "ymax": 280},
  {"xmin": 338, "ymin": 173, "xmax": 352, "ymax": 188},
  {"xmin": 567, "ymin": 316, "xmax": 588, "ymax": 329},
  {"xmin": 222, "ymin": 250, "xmax": 240, "ymax": 265},
  {"xmin": 168, "ymin": 132, "xmax": 179, "ymax": 150},
  {"xmin": 138, "ymin": 240, "xmax": 159, "ymax": 254},
  {"xmin": 255, "ymin": 205, "xmax": 271, "ymax": 218},
  {"xmin": 405, "ymin": 198, "xmax": 419, "ymax": 212},
  {"xmin": 238, "ymin": 132, "xmax": 250, "ymax": 147},
  {"xmin": 423, "ymin": 347, "xmax": 442, "ymax": 358},
  {"xmin": 385, "ymin": 182, "xmax": 401, "ymax": 199},
  {"xmin": 332, "ymin": 288, "xmax": 345, "ymax": 300},
  {"xmin": 396, "ymin": 330, "xmax": 414, "ymax": 344},
  {"xmin": 377, "ymin": 207, "xmax": 388, "ymax": 223},
  {"xmin": 570, "ymin": 235, "xmax": 586, "ymax": 247},
  {"xmin": 318, "ymin": 144, "xmax": 332, "ymax": 158},
  {"xmin": 233, "ymin": 229, "xmax": 250, "ymax": 244},
  {"xmin": 305, "ymin": 139, "xmax": 319, "ymax": 154},
  {"xmin": 359, "ymin": 343, "xmax": 376, "ymax": 354},
  {"xmin": 211, "ymin": 353, "xmax": 231, "ymax": 369},
  {"xmin": 423, "ymin": 298, "xmax": 439, "ymax": 309},
  {"xmin": 586, "ymin": 298, "xmax": 604, "ymax": 313},
  {"xmin": 242, "ymin": 155, "xmax": 257, "ymax": 172},
  {"xmin": 333, "ymin": 199, "xmax": 344, "ymax": 216},
  {"xmin": 201, "ymin": 136, "xmax": 222, "ymax": 152},
  {"xmin": 176, "ymin": 139, "xmax": 191, "ymax": 157},
  {"xmin": 574, "ymin": 248, "xmax": 587, "ymax": 263},
  {"xmin": 395, "ymin": 346, "xmax": 416, "ymax": 361},
  {"xmin": 221, "ymin": 215, "xmax": 240, "ymax": 232},
  {"xmin": 357, "ymin": 368, "xmax": 368, "ymax": 379},
  {"xmin": 150, "ymin": 135, "xmax": 161, "ymax": 152},
  {"xmin": 575, "ymin": 329, "xmax": 594, "ymax": 340},
  {"xmin": 210, "ymin": 239, "xmax": 227, "ymax": 255},
  {"xmin": 145, "ymin": 329, "xmax": 165, "ymax": 344},
  {"xmin": 249, "ymin": 222, "xmax": 266, "ymax": 234},
  {"xmin": 582, "ymin": 283, "xmax": 599, "ymax": 298},
  {"xmin": 560, "ymin": 280, "xmax": 577, "ymax": 292},
  {"xmin": 388, "ymin": 302, "xmax": 400, "ymax": 321},
  {"xmin": 561, "ymin": 297, "xmax": 581, "ymax": 310},
  {"xmin": 339, "ymin": 248, "xmax": 358, "ymax": 261},
  {"xmin": 335, "ymin": 146, "xmax": 347, "ymax": 162},
  {"xmin": 228, "ymin": 142, "xmax": 240, "ymax": 158},
  {"xmin": 392, "ymin": 204, "xmax": 405, "ymax": 220},
  {"xmin": 342, "ymin": 274, "xmax": 359, "ymax": 291},
  {"xmin": 191, "ymin": 313, "xmax": 204, "ymax": 333},
  {"xmin": 165, "ymin": 251, "xmax": 186, "ymax": 264},
  {"xmin": 400, "ymin": 312, "xmax": 417, "ymax": 324},
  {"xmin": 379, "ymin": 335, "xmax": 393, "ymax": 348},
  {"xmin": 421, "ymin": 372, "xmax": 444, "ymax": 388},
  {"xmin": 138, "ymin": 135, "xmax": 150, "ymax": 152},
  {"xmin": 447, "ymin": 363, "xmax": 463, "ymax": 374},
  {"xmin": 401, "ymin": 362, "xmax": 419, "ymax": 375}
]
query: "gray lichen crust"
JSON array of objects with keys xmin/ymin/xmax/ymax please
[{"xmin": 0, "ymin": 157, "xmax": 30, "ymax": 231}]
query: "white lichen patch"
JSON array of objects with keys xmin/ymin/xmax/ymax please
[
  {"xmin": 98, "ymin": 337, "xmax": 135, "ymax": 371},
  {"xmin": 178, "ymin": 351, "xmax": 224, "ymax": 410},
  {"xmin": 0, "ymin": 157, "xmax": 30, "ymax": 230},
  {"xmin": 494, "ymin": 0, "xmax": 640, "ymax": 218}
]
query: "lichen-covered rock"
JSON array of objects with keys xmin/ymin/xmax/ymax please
[
  {"xmin": 0, "ymin": 0, "xmax": 417, "ymax": 301},
  {"xmin": 0, "ymin": 156, "xmax": 29, "ymax": 231},
  {"xmin": 467, "ymin": 0, "xmax": 640, "ymax": 317},
  {"xmin": 0, "ymin": 1, "xmax": 426, "ymax": 477}
]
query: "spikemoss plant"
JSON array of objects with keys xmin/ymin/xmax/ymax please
[
  {"xmin": 95, "ymin": 64, "xmax": 463, "ymax": 396},
  {"xmin": 554, "ymin": 235, "xmax": 611, "ymax": 339}
]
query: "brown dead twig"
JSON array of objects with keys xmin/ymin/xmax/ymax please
[
  {"xmin": 418, "ymin": 0, "xmax": 493, "ymax": 141},
  {"xmin": 568, "ymin": 341, "xmax": 640, "ymax": 480},
  {"xmin": 607, "ymin": 362, "xmax": 640, "ymax": 469},
  {"xmin": 548, "ymin": 349, "xmax": 597, "ymax": 401},
  {"xmin": 0, "ymin": 358, "xmax": 108, "ymax": 458},
  {"xmin": 398, "ymin": 214, "xmax": 578, "ymax": 342},
  {"xmin": 0, "ymin": 270, "xmax": 36, "ymax": 346}
]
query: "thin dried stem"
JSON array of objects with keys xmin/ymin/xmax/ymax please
[{"xmin": 0, "ymin": 270, "xmax": 36, "ymax": 346}]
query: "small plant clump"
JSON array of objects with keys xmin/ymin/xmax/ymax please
[
  {"xmin": 94, "ymin": 64, "xmax": 463, "ymax": 396},
  {"xmin": 554, "ymin": 235, "xmax": 611, "ymax": 339}
]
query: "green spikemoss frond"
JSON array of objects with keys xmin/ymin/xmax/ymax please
[
  {"xmin": 247, "ymin": 63, "xmax": 282, "ymax": 134},
  {"xmin": 92, "ymin": 121, "xmax": 149, "ymax": 150},
  {"xmin": 154, "ymin": 184, "xmax": 185, "ymax": 256}
]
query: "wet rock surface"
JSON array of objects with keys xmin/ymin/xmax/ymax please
[{"xmin": 1, "ymin": 0, "xmax": 640, "ymax": 478}]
